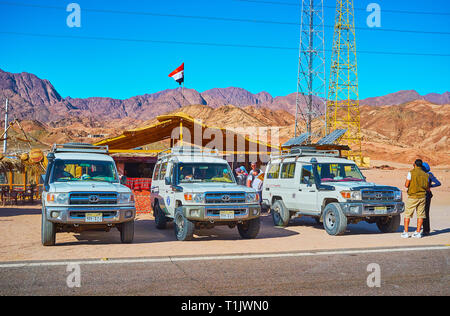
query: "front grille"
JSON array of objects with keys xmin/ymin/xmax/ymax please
[
  {"xmin": 205, "ymin": 192, "xmax": 246, "ymax": 204},
  {"xmin": 69, "ymin": 192, "xmax": 117, "ymax": 205},
  {"xmin": 362, "ymin": 190, "xmax": 395, "ymax": 201}
]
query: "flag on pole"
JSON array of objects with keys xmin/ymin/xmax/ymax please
[{"xmin": 168, "ymin": 63, "xmax": 184, "ymax": 85}]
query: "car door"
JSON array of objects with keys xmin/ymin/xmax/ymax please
[
  {"xmin": 151, "ymin": 163, "xmax": 161, "ymax": 207},
  {"xmin": 279, "ymin": 161, "xmax": 298, "ymax": 210},
  {"xmin": 296, "ymin": 163, "xmax": 319, "ymax": 214},
  {"xmin": 157, "ymin": 161, "xmax": 173, "ymax": 215},
  {"xmin": 163, "ymin": 162, "xmax": 175, "ymax": 216}
]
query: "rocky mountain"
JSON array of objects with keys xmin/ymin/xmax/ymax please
[
  {"xmin": 1, "ymin": 68, "xmax": 448, "ymax": 124},
  {"xmin": 0, "ymin": 69, "xmax": 79, "ymax": 122},
  {"xmin": 360, "ymin": 90, "xmax": 450, "ymax": 106}
]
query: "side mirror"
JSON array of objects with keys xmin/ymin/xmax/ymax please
[
  {"xmin": 120, "ymin": 176, "xmax": 127, "ymax": 185},
  {"xmin": 165, "ymin": 177, "xmax": 171, "ymax": 185}
]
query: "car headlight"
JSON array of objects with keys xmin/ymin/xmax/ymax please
[
  {"xmin": 246, "ymin": 192, "xmax": 259, "ymax": 203},
  {"xmin": 394, "ymin": 190, "xmax": 402, "ymax": 201},
  {"xmin": 46, "ymin": 193, "xmax": 69, "ymax": 205},
  {"xmin": 340, "ymin": 190, "xmax": 361, "ymax": 201},
  {"xmin": 184, "ymin": 193, "xmax": 205, "ymax": 203},
  {"xmin": 118, "ymin": 193, "xmax": 134, "ymax": 204}
]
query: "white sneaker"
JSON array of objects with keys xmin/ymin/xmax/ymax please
[
  {"xmin": 401, "ymin": 232, "xmax": 409, "ymax": 238},
  {"xmin": 412, "ymin": 231, "xmax": 422, "ymax": 239}
]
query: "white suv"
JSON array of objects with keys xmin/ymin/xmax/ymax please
[
  {"xmin": 150, "ymin": 146, "xmax": 261, "ymax": 241},
  {"xmin": 262, "ymin": 147, "xmax": 404, "ymax": 235},
  {"xmin": 41, "ymin": 143, "xmax": 135, "ymax": 246}
]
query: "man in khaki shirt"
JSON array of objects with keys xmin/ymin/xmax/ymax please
[{"xmin": 402, "ymin": 159, "xmax": 430, "ymax": 238}]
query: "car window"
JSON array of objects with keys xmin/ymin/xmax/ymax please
[
  {"xmin": 318, "ymin": 163, "xmax": 364, "ymax": 182},
  {"xmin": 300, "ymin": 164, "xmax": 315, "ymax": 185},
  {"xmin": 177, "ymin": 163, "xmax": 235, "ymax": 183},
  {"xmin": 153, "ymin": 163, "xmax": 160, "ymax": 180},
  {"xmin": 266, "ymin": 163, "xmax": 280, "ymax": 179},
  {"xmin": 280, "ymin": 162, "xmax": 296, "ymax": 179},
  {"xmin": 50, "ymin": 159, "xmax": 118, "ymax": 183},
  {"xmin": 159, "ymin": 162, "xmax": 168, "ymax": 180}
]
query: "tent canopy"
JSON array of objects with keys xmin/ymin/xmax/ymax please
[{"xmin": 95, "ymin": 113, "xmax": 279, "ymax": 157}]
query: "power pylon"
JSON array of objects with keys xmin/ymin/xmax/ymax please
[
  {"xmin": 326, "ymin": 0, "xmax": 362, "ymax": 161},
  {"xmin": 294, "ymin": 0, "xmax": 327, "ymax": 143}
]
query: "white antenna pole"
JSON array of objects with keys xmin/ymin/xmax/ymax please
[{"xmin": 3, "ymin": 98, "xmax": 8, "ymax": 154}]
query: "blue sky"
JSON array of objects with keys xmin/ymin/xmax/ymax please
[{"xmin": 0, "ymin": 0, "xmax": 449, "ymax": 100}]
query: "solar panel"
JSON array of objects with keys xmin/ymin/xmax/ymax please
[
  {"xmin": 282, "ymin": 133, "xmax": 310, "ymax": 147},
  {"xmin": 316, "ymin": 129, "xmax": 347, "ymax": 145}
]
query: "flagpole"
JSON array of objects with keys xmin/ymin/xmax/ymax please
[{"xmin": 182, "ymin": 81, "xmax": 185, "ymax": 107}]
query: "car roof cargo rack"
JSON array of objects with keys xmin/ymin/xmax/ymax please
[
  {"xmin": 51, "ymin": 143, "xmax": 109, "ymax": 154},
  {"xmin": 271, "ymin": 145, "xmax": 349, "ymax": 159},
  {"xmin": 157, "ymin": 146, "xmax": 220, "ymax": 160}
]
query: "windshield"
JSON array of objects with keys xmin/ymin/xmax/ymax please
[
  {"xmin": 317, "ymin": 163, "xmax": 365, "ymax": 182},
  {"xmin": 50, "ymin": 159, "xmax": 119, "ymax": 183},
  {"xmin": 178, "ymin": 163, "xmax": 235, "ymax": 183}
]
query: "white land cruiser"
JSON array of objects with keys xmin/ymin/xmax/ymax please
[
  {"xmin": 41, "ymin": 143, "xmax": 136, "ymax": 246},
  {"xmin": 150, "ymin": 146, "xmax": 261, "ymax": 241},
  {"xmin": 262, "ymin": 147, "xmax": 405, "ymax": 236}
]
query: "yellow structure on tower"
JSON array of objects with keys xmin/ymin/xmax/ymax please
[{"xmin": 326, "ymin": 0, "xmax": 366, "ymax": 166}]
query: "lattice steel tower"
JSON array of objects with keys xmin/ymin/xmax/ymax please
[
  {"xmin": 294, "ymin": 0, "xmax": 327, "ymax": 142},
  {"xmin": 326, "ymin": 0, "xmax": 362, "ymax": 160}
]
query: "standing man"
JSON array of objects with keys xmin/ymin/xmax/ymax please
[
  {"xmin": 421, "ymin": 162, "xmax": 441, "ymax": 236},
  {"xmin": 402, "ymin": 159, "xmax": 430, "ymax": 239},
  {"xmin": 235, "ymin": 168, "xmax": 246, "ymax": 186},
  {"xmin": 246, "ymin": 162, "xmax": 258, "ymax": 187}
]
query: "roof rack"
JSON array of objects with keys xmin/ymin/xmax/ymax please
[
  {"xmin": 157, "ymin": 146, "xmax": 220, "ymax": 160},
  {"xmin": 271, "ymin": 146, "xmax": 341, "ymax": 159},
  {"xmin": 51, "ymin": 143, "xmax": 109, "ymax": 154}
]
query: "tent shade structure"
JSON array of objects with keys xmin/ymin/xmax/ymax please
[{"xmin": 95, "ymin": 113, "xmax": 280, "ymax": 164}]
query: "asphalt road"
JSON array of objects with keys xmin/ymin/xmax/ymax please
[{"xmin": 0, "ymin": 246, "xmax": 448, "ymax": 297}]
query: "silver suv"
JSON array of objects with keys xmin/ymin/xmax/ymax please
[
  {"xmin": 262, "ymin": 146, "xmax": 405, "ymax": 235},
  {"xmin": 41, "ymin": 143, "xmax": 135, "ymax": 246},
  {"xmin": 150, "ymin": 146, "xmax": 261, "ymax": 241}
]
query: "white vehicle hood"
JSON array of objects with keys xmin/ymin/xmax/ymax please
[
  {"xmin": 180, "ymin": 182, "xmax": 256, "ymax": 193},
  {"xmin": 326, "ymin": 181, "xmax": 398, "ymax": 191},
  {"xmin": 49, "ymin": 181, "xmax": 130, "ymax": 193}
]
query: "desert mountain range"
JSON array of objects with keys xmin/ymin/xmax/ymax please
[{"xmin": 0, "ymin": 68, "xmax": 449, "ymax": 166}]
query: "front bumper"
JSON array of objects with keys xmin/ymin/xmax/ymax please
[
  {"xmin": 45, "ymin": 205, "xmax": 136, "ymax": 224},
  {"xmin": 340, "ymin": 201, "xmax": 404, "ymax": 217},
  {"xmin": 181, "ymin": 204, "xmax": 261, "ymax": 221}
]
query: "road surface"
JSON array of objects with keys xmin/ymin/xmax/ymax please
[{"xmin": 1, "ymin": 246, "xmax": 448, "ymax": 296}]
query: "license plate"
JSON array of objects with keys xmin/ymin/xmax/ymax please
[
  {"xmin": 220, "ymin": 211, "xmax": 234, "ymax": 219},
  {"xmin": 374, "ymin": 207, "xmax": 387, "ymax": 214},
  {"xmin": 85, "ymin": 213, "xmax": 103, "ymax": 223}
]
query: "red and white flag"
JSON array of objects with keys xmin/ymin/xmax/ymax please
[{"xmin": 168, "ymin": 63, "xmax": 184, "ymax": 85}]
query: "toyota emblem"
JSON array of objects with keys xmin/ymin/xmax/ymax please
[
  {"xmin": 375, "ymin": 193, "xmax": 383, "ymax": 199},
  {"xmin": 89, "ymin": 195, "xmax": 99, "ymax": 203},
  {"xmin": 222, "ymin": 195, "xmax": 231, "ymax": 202}
]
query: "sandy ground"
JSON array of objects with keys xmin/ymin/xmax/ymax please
[{"xmin": 0, "ymin": 164, "xmax": 449, "ymax": 263}]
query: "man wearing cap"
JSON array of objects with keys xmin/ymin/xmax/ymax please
[
  {"xmin": 421, "ymin": 162, "xmax": 442, "ymax": 236},
  {"xmin": 402, "ymin": 159, "xmax": 430, "ymax": 238}
]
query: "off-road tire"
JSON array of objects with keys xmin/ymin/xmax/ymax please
[
  {"xmin": 323, "ymin": 203, "xmax": 347, "ymax": 236},
  {"xmin": 120, "ymin": 220, "xmax": 134, "ymax": 243},
  {"xmin": 153, "ymin": 201, "xmax": 167, "ymax": 229},
  {"xmin": 271, "ymin": 200, "xmax": 290, "ymax": 227},
  {"xmin": 41, "ymin": 208, "xmax": 56, "ymax": 246},
  {"xmin": 237, "ymin": 218, "xmax": 261, "ymax": 239},
  {"xmin": 174, "ymin": 207, "xmax": 195, "ymax": 241},
  {"xmin": 376, "ymin": 215, "xmax": 401, "ymax": 233}
]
